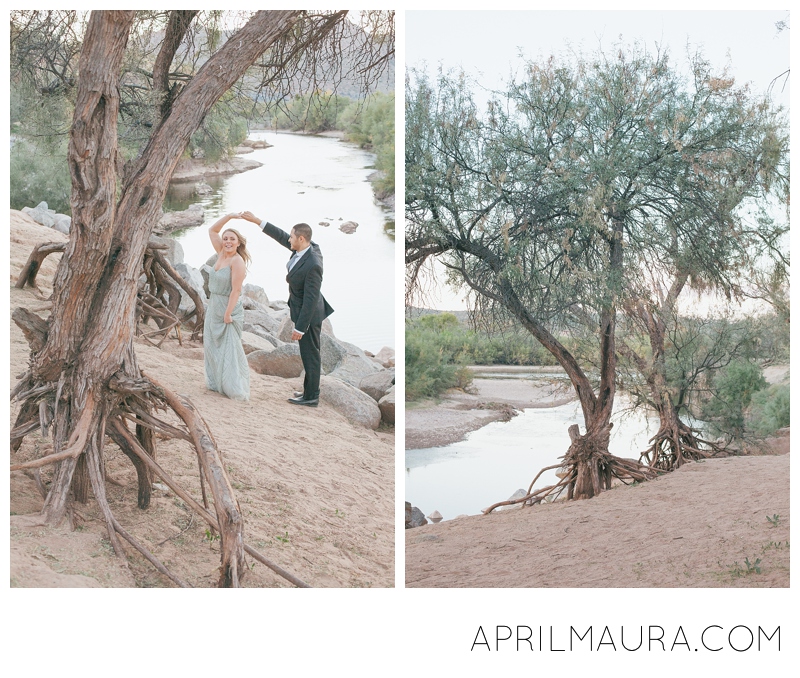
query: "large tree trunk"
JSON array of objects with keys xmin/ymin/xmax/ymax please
[
  {"xmin": 11, "ymin": 10, "xmax": 309, "ymax": 587},
  {"xmin": 481, "ymin": 217, "xmax": 660, "ymax": 514}
]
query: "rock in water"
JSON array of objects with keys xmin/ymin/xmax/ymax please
[{"xmin": 405, "ymin": 502, "xmax": 428, "ymax": 529}]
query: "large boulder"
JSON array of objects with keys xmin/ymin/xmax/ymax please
[
  {"xmin": 320, "ymin": 333, "xmax": 348, "ymax": 373},
  {"xmin": 52, "ymin": 214, "xmax": 71, "ymax": 234},
  {"xmin": 277, "ymin": 315, "xmax": 296, "ymax": 342},
  {"xmin": 373, "ymin": 346, "xmax": 395, "ymax": 368},
  {"xmin": 22, "ymin": 201, "xmax": 56, "ymax": 228},
  {"xmin": 241, "ymin": 332, "xmax": 276, "ymax": 355},
  {"xmin": 405, "ymin": 502, "xmax": 428, "ymax": 529},
  {"xmin": 174, "ymin": 262, "xmax": 206, "ymax": 314},
  {"xmin": 328, "ymin": 339, "xmax": 383, "ymax": 387},
  {"xmin": 149, "ymin": 235, "xmax": 185, "ymax": 266},
  {"xmin": 359, "ymin": 369, "xmax": 395, "ymax": 402},
  {"xmin": 242, "ymin": 324, "xmax": 279, "ymax": 346},
  {"xmin": 157, "ymin": 203, "xmax": 204, "ymax": 235},
  {"xmin": 245, "ymin": 309, "xmax": 282, "ymax": 337},
  {"xmin": 319, "ymin": 376, "xmax": 381, "ymax": 429},
  {"xmin": 378, "ymin": 386, "xmax": 395, "ymax": 425},
  {"xmin": 247, "ymin": 344, "xmax": 303, "ymax": 378},
  {"xmin": 200, "ymin": 254, "xmax": 217, "ymax": 297},
  {"xmin": 242, "ymin": 283, "xmax": 270, "ymax": 308},
  {"xmin": 269, "ymin": 300, "xmax": 289, "ymax": 312}
]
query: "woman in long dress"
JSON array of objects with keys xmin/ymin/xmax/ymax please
[{"xmin": 204, "ymin": 213, "xmax": 250, "ymax": 400}]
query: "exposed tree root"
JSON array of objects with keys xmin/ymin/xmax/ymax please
[
  {"xmin": 483, "ymin": 424, "xmax": 663, "ymax": 514},
  {"xmin": 15, "ymin": 240, "xmax": 205, "ymax": 341},
  {"xmin": 639, "ymin": 418, "xmax": 723, "ymax": 471},
  {"xmin": 11, "ymin": 309, "xmax": 310, "ymax": 587}
]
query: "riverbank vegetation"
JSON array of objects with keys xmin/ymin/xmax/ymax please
[
  {"xmin": 407, "ymin": 310, "xmax": 789, "ymax": 444},
  {"xmin": 266, "ymin": 91, "xmax": 395, "ymax": 197},
  {"xmin": 405, "ymin": 312, "xmax": 561, "ymax": 400},
  {"xmin": 10, "ymin": 11, "xmax": 394, "ymax": 214}
]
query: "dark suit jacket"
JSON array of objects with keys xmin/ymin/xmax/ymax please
[{"xmin": 262, "ymin": 221, "xmax": 334, "ymax": 333}]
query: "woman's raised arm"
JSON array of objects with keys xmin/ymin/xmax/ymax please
[{"xmin": 208, "ymin": 213, "xmax": 241, "ymax": 253}]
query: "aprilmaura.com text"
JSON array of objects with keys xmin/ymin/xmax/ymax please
[{"xmin": 471, "ymin": 625, "xmax": 780, "ymax": 653}]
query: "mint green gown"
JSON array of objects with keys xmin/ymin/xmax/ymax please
[{"xmin": 204, "ymin": 266, "xmax": 250, "ymax": 400}]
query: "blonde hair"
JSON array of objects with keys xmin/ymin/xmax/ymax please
[{"xmin": 222, "ymin": 228, "xmax": 251, "ymax": 268}]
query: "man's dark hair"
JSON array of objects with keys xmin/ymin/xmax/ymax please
[{"xmin": 292, "ymin": 223, "xmax": 313, "ymax": 242}]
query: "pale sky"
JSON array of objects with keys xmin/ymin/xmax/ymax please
[{"xmin": 406, "ymin": 10, "xmax": 791, "ymax": 311}]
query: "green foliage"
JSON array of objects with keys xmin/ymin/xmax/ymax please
[
  {"xmin": 748, "ymin": 383, "xmax": 790, "ymax": 436},
  {"xmin": 269, "ymin": 91, "xmax": 395, "ymax": 196},
  {"xmin": 270, "ymin": 91, "xmax": 346, "ymax": 133},
  {"xmin": 702, "ymin": 359, "xmax": 767, "ymax": 438},
  {"xmin": 188, "ymin": 99, "xmax": 249, "ymax": 163},
  {"xmin": 405, "ymin": 314, "xmax": 465, "ymax": 401},
  {"xmin": 10, "ymin": 139, "xmax": 72, "ymax": 215},
  {"xmin": 728, "ymin": 556, "xmax": 762, "ymax": 578},
  {"xmin": 405, "ymin": 312, "xmax": 562, "ymax": 401},
  {"xmin": 344, "ymin": 92, "xmax": 395, "ymax": 197}
]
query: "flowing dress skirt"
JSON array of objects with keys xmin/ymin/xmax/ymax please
[{"xmin": 204, "ymin": 266, "xmax": 250, "ymax": 400}]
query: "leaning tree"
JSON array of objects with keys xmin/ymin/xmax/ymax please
[
  {"xmin": 10, "ymin": 10, "xmax": 393, "ymax": 587},
  {"xmin": 406, "ymin": 46, "xmax": 788, "ymax": 506}
]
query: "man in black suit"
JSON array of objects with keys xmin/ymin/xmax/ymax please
[{"xmin": 241, "ymin": 211, "xmax": 333, "ymax": 407}]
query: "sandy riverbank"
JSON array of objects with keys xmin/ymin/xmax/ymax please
[
  {"xmin": 407, "ymin": 435, "xmax": 789, "ymax": 588},
  {"xmin": 405, "ymin": 369, "xmax": 789, "ymax": 588},
  {"xmin": 405, "ymin": 368, "xmax": 573, "ymax": 450},
  {"xmin": 9, "ymin": 212, "xmax": 394, "ymax": 588}
]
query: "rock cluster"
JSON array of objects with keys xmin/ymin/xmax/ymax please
[
  {"xmin": 168, "ymin": 251, "xmax": 395, "ymax": 430},
  {"xmin": 21, "ymin": 202, "xmax": 71, "ymax": 234},
  {"xmin": 405, "ymin": 502, "xmax": 428, "ymax": 529},
  {"xmin": 20, "ymin": 202, "xmax": 395, "ymax": 430},
  {"xmin": 22, "ymin": 201, "xmax": 207, "ymax": 238}
]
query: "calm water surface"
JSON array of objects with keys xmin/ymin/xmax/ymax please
[
  {"xmin": 406, "ymin": 396, "xmax": 665, "ymax": 521},
  {"xmin": 166, "ymin": 131, "xmax": 395, "ymax": 354}
]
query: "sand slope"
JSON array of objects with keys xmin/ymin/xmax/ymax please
[
  {"xmin": 9, "ymin": 211, "xmax": 394, "ymax": 588},
  {"xmin": 406, "ymin": 448, "xmax": 789, "ymax": 588}
]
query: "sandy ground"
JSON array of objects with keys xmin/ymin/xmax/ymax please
[
  {"xmin": 406, "ymin": 370, "xmax": 573, "ymax": 449},
  {"xmin": 406, "ymin": 375, "xmax": 790, "ymax": 588},
  {"xmin": 407, "ymin": 444, "xmax": 789, "ymax": 588},
  {"xmin": 9, "ymin": 211, "xmax": 394, "ymax": 588}
]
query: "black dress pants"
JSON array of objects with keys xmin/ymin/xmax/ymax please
[{"xmin": 299, "ymin": 322, "xmax": 322, "ymax": 399}]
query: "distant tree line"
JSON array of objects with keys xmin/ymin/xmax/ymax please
[{"xmin": 10, "ymin": 10, "xmax": 394, "ymax": 214}]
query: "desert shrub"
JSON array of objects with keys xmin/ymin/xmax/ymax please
[
  {"xmin": 405, "ymin": 331, "xmax": 460, "ymax": 400},
  {"xmin": 748, "ymin": 382, "xmax": 790, "ymax": 436},
  {"xmin": 188, "ymin": 99, "xmax": 249, "ymax": 162},
  {"xmin": 10, "ymin": 139, "xmax": 72, "ymax": 215},
  {"xmin": 702, "ymin": 359, "xmax": 768, "ymax": 438}
]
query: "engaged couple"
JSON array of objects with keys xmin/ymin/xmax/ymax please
[{"xmin": 203, "ymin": 211, "xmax": 333, "ymax": 406}]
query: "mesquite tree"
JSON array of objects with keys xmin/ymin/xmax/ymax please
[
  {"xmin": 406, "ymin": 46, "xmax": 788, "ymax": 505},
  {"xmin": 10, "ymin": 10, "xmax": 393, "ymax": 588}
]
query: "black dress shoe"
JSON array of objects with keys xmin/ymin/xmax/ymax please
[
  {"xmin": 293, "ymin": 391, "xmax": 304, "ymax": 398},
  {"xmin": 288, "ymin": 396, "xmax": 319, "ymax": 407}
]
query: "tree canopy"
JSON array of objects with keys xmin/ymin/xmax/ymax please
[{"xmin": 406, "ymin": 44, "xmax": 788, "ymax": 500}]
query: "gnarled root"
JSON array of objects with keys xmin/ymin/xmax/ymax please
[
  {"xmin": 10, "ymin": 368, "xmax": 309, "ymax": 587},
  {"xmin": 483, "ymin": 423, "xmax": 662, "ymax": 514},
  {"xmin": 639, "ymin": 419, "xmax": 722, "ymax": 471},
  {"xmin": 15, "ymin": 240, "xmax": 205, "ymax": 342}
]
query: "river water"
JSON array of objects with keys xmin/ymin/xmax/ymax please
[
  {"xmin": 164, "ymin": 131, "xmax": 395, "ymax": 354},
  {"xmin": 406, "ymin": 394, "xmax": 666, "ymax": 521}
]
